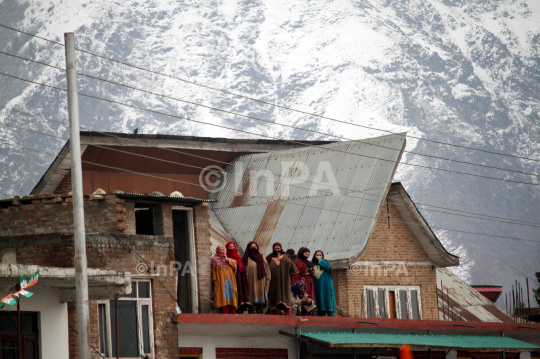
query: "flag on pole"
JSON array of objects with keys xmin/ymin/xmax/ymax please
[{"xmin": 0, "ymin": 269, "xmax": 40, "ymax": 309}]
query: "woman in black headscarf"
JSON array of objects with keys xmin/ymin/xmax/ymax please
[
  {"xmin": 292, "ymin": 247, "xmax": 315, "ymax": 304},
  {"xmin": 242, "ymin": 241, "xmax": 270, "ymax": 314}
]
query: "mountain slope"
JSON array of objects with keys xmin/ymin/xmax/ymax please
[{"xmin": 1, "ymin": 0, "xmax": 539, "ymax": 305}]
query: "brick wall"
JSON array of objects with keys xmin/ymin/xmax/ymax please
[
  {"xmin": 339, "ymin": 200, "xmax": 439, "ymax": 320},
  {"xmin": 193, "ymin": 202, "xmax": 213, "ymax": 313},
  {"xmin": 58, "ymin": 235, "xmax": 177, "ymax": 359},
  {"xmin": 0, "ymin": 196, "xmax": 174, "ymax": 239},
  {"xmin": 55, "ymin": 173, "xmax": 72, "ymax": 195},
  {"xmin": 0, "ymin": 196, "xmax": 128, "ymax": 238},
  {"xmin": 179, "ymin": 347, "xmax": 203, "ymax": 355},
  {"xmin": 1, "ymin": 197, "xmax": 181, "ymax": 359},
  {"xmin": 216, "ymin": 348, "xmax": 288, "ymax": 359}
]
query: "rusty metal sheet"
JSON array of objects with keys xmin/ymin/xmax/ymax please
[
  {"xmin": 210, "ymin": 133, "xmax": 406, "ymax": 262},
  {"xmin": 436, "ymin": 268, "xmax": 513, "ymax": 323},
  {"xmin": 253, "ymin": 201, "xmax": 287, "ymax": 254}
]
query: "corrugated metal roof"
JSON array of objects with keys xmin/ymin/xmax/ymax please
[
  {"xmin": 437, "ymin": 268, "xmax": 513, "ymax": 323},
  {"xmin": 210, "ymin": 133, "xmax": 406, "ymax": 259},
  {"xmin": 299, "ymin": 332, "xmax": 539, "ymax": 350}
]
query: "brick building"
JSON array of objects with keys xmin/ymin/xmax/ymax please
[{"xmin": 0, "ymin": 132, "xmax": 538, "ymax": 359}]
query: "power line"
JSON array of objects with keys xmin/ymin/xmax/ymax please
[
  {"xmin": 5, "ymin": 104, "xmax": 540, "ymax": 229},
  {"xmin": 1, "ymin": 135, "xmax": 540, "ymax": 245},
  {"xmin": 3, "ymin": 71, "xmax": 540, "ymax": 190},
  {"xmin": 4, "ymin": 103, "xmax": 540, "ymax": 237},
  {"xmin": 2, "ymin": 49, "xmax": 539, "ymax": 182},
  {"xmin": 3, "ymin": 110, "xmax": 540, "ymax": 232},
  {"xmin": 2, "ymin": 22, "xmax": 538, "ymax": 165}
]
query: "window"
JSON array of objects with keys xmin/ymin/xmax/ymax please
[
  {"xmin": 365, "ymin": 286, "xmax": 422, "ymax": 320},
  {"xmin": 0, "ymin": 311, "xmax": 39, "ymax": 359},
  {"xmin": 98, "ymin": 280, "xmax": 154, "ymax": 358},
  {"xmin": 135, "ymin": 204, "xmax": 163, "ymax": 235}
]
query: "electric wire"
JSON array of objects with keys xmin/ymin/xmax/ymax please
[
  {"xmin": 3, "ymin": 112, "xmax": 540, "ymax": 232},
  {"xmin": 2, "ymin": 49, "xmax": 539, "ymax": 181},
  {"xmin": 1, "ymin": 135, "xmax": 539, "ymax": 244},
  {"xmin": 2, "ymin": 23, "xmax": 538, "ymax": 165},
  {"xmin": 4, "ymin": 104, "xmax": 540, "ymax": 230},
  {"xmin": 2, "ymin": 71, "xmax": 540, "ymax": 190}
]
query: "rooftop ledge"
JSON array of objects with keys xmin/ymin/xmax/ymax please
[{"xmin": 175, "ymin": 314, "xmax": 540, "ymax": 347}]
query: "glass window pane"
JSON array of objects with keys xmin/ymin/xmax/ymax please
[
  {"xmin": 377, "ymin": 290, "xmax": 386, "ymax": 318},
  {"xmin": 110, "ymin": 300, "xmax": 139, "ymax": 357},
  {"xmin": 0, "ymin": 313, "xmax": 17, "ymax": 332},
  {"xmin": 25, "ymin": 341, "xmax": 35, "ymax": 359},
  {"xmin": 138, "ymin": 282, "xmax": 150, "ymax": 298},
  {"xmin": 2, "ymin": 341, "xmax": 18, "ymax": 359},
  {"xmin": 366, "ymin": 290, "xmax": 375, "ymax": 318},
  {"xmin": 98, "ymin": 304, "xmax": 108, "ymax": 355},
  {"xmin": 399, "ymin": 290, "xmax": 408, "ymax": 319},
  {"xmin": 142, "ymin": 305, "xmax": 150, "ymax": 354},
  {"xmin": 22, "ymin": 314, "xmax": 37, "ymax": 333},
  {"xmin": 411, "ymin": 290, "xmax": 419, "ymax": 319}
]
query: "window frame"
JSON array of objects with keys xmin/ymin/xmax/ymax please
[
  {"xmin": 364, "ymin": 286, "xmax": 422, "ymax": 320},
  {"xmin": 97, "ymin": 279, "xmax": 154, "ymax": 358}
]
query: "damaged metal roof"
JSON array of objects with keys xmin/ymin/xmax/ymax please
[
  {"xmin": 437, "ymin": 268, "xmax": 514, "ymax": 323},
  {"xmin": 209, "ymin": 133, "xmax": 407, "ymax": 262}
]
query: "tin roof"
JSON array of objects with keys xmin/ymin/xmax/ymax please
[
  {"xmin": 210, "ymin": 133, "xmax": 407, "ymax": 262},
  {"xmin": 299, "ymin": 332, "xmax": 539, "ymax": 351},
  {"xmin": 437, "ymin": 268, "xmax": 513, "ymax": 323},
  {"xmin": 31, "ymin": 132, "xmax": 332, "ymax": 196}
]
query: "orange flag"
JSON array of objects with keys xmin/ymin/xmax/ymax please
[{"xmin": 400, "ymin": 345, "xmax": 413, "ymax": 359}]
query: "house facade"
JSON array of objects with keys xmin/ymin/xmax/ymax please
[{"xmin": 0, "ymin": 132, "xmax": 537, "ymax": 359}]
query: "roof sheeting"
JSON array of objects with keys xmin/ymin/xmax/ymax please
[
  {"xmin": 299, "ymin": 332, "xmax": 539, "ymax": 351},
  {"xmin": 437, "ymin": 268, "xmax": 513, "ymax": 323},
  {"xmin": 210, "ymin": 133, "xmax": 406, "ymax": 261}
]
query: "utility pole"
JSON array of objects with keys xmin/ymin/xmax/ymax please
[{"xmin": 64, "ymin": 32, "xmax": 91, "ymax": 359}]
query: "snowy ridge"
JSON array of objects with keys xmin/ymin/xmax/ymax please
[{"xmin": 1, "ymin": 0, "xmax": 540, "ymax": 305}]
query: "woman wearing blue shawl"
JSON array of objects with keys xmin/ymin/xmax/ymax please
[{"xmin": 311, "ymin": 250, "xmax": 337, "ymax": 316}]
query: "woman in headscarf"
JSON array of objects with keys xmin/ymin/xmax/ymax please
[
  {"xmin": 290, "ymin": 280, "xmax": 317, "ymax": 316},
  {"xmin": 265, "ymin": 242, "xmax": 286, "ymax": 263},
  {"xmin": 226, "ymin": 241, "xmax": 250, "ymax": 312},
  {"xmin": 267, "ymin": 242, "xmax": 299, "ymax": 315},
  {"xmin": 242, "ymin": 241, "xmax": 271, "ymax": 314},
  {"xmin": 292, "ymin": 247, "xmax": 315, "ymax": 305},
  {"xmin": 211, "ymin": 245, "xmax": 238, "ymax": 314},
  {"xmin": 311, "ymin": 250, "xmax": 336, "ymax": 317}
]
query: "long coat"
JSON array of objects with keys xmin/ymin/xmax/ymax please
[
  {"xmin": 312, "ymin": 259, "xmax": 336, "ymax": 313},
  {"xmin": 267, "ymin": 255, "xmax": 298, "ymax": 308},
  {"xmin": 246, "ymin": 258, "xmax": 271, "ymax": 304},
  {"xmin": 212, "ymin": 259, "xmax": 238, "ymax": 309}
]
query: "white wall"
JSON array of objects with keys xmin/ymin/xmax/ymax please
[
  {"xmin": 178, "ymin": 335, "xmax": 297, "ymax": 359},
  {"xmin": 4, "ymin": 285, "xmax": 69, "ymax": 359}
]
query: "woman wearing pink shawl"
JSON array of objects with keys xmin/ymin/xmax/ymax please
[{"xmin": 211, "ymin": 245, "xmax": 238, "ymax": 313}]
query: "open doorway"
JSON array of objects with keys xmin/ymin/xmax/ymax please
[{"xmin": 173, "ymin": 208, "xmax": 197, "ymax": 313}]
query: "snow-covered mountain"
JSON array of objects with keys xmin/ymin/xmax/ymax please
[{"xmin": 1, "ymin": 0, "xmax": 540, "ymax": 306}]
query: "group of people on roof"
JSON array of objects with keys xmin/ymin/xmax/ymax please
[{"xmin": 211, "ymin": 241, "xmax": 337, "ymax": 316}]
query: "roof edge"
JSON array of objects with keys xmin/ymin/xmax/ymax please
[{"xmin": 388, "ymin": 183, "xmax": 460, "ymax": 267}]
